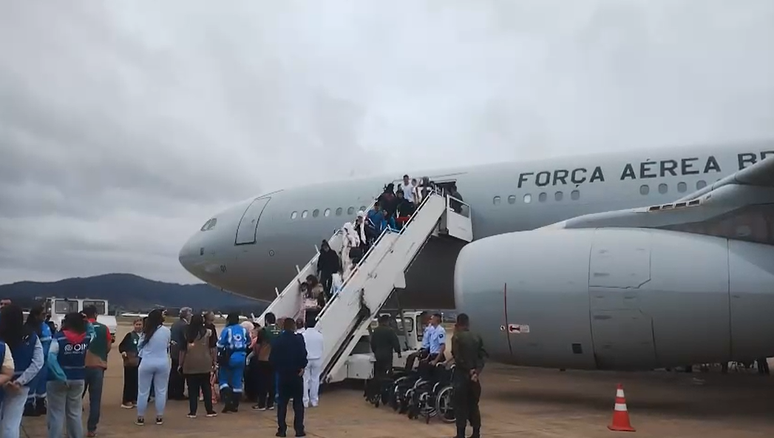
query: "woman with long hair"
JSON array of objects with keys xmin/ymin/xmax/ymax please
[
  {"xmin": 0, "ymin": 304, "xmax": 44, "ymax": 438},
  {"xmin": 135, "ymin": 309, "xmax": 171, "ymax": 426},
  {"xmin": 179, "ymin": 314, "xmax": 217, "ymax": 418},
  {"xmin": 118, "ymin": 318, "xmax": 143, "ymax": 408},
  {"xmin": 23, "ymin": 305, "xmax": 52, "ymax": 417},
  {"xmin": 46, "ymin": 312, "xmax": 92, "ymax": 438}
]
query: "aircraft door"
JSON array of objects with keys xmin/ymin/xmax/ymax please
[
  {"xmin": 235, "ymin": 197, "xmax": 271, "ymax": 245},
  {"xmin": 588, "ymin": 229, "xmax": 657, "ymax": 370}
]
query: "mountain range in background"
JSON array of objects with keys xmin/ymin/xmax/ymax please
[{"xmin": 0, "ymin": 273, "xmax": 269, "ymax": 314}]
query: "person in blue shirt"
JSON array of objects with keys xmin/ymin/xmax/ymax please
[
  {"xmin": 217, "ymin": 313, "xmax": 251, "ymax": 413},
  {"xmin": 270, "ymin": 318, "xmax": 308, "ymax": 437},
  {"xmin": 427, "ymin": 314, "xmax": 447, "ymax": 365},
  {"xmin": 405, "ymin": 312, "xmax": 432, "ymax": 371},
  {"xmin": 47, "ymin": 312, "xmax": 93, "ymax": 438},
  {"xmin": 0, "ymin": 303, "xmax": 44, "ymax": 438},
  {"xmin": 24, "ymin": 305, "xmax": 52, "ymax": 417}
]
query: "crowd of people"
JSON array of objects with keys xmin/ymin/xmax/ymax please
[{"xmin": 0, "ymin": 301, "xmax": 325, "ymax": 438}]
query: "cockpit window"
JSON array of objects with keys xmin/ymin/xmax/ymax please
[{"xmin": 200, "ymin": 218, "xmax": 217, "ymax": 231}]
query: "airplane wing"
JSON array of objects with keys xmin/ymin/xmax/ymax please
[
  {"xmin": 676, "ymin": 155, "xmax": 774, "ymax": 203},
  {"xmin": 550, "ymin": 156, "xmax": 774, "ymax": 243}
]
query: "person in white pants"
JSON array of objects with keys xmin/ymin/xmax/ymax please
[{"xmin": 301, "ymin": 320, "xmax": 324, "ymax": 408}]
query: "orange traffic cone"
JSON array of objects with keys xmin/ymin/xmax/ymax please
[{"xmin": 608, "ymin": 384, "xmax": 635, "ymax": 432}]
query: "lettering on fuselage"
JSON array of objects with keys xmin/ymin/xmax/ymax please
[{"xmin": 516, "ymin": 152, "xmax": 774, "ymax": 188}]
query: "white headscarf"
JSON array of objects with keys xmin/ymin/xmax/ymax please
[{"xmin": 342, "ymin": 222, "xmax": 360, "ymax": 247}]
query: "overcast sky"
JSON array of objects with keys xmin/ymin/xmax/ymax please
[{"xmin": 1, "ymin": 0, "xmax": 773, "ymax": 286}]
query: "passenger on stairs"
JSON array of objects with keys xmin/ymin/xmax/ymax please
[
  {"xmin": 365, "ymin": 203, "xmax": 382, "ymax": 244},
  {"xmin": 341, "ymin": 222, "xmax": 361, "ymax": 278},
  {"xmin": 411, "ymin": 178, "xmax": 422, "ymax": 205},
  {"xmin": 395, "ymin": 190, "xmax": 414, "ymax": 228},
  {"xmin": 448, "ymin": 183, "xmax": 464, "ymax": 214},
  {"xmin": 330, "ymin": 269, "xmax": 344, "ymax": 298},
  {"xmin": 401, "ymin": 174, "xmax": 416, "ymax": 205},
  {"xmin": 316, "ymin": 240, "xmax": 340, "ymax": 298},
  {"xmin": 377, "ymin": 183, "xmax": 398, "ymax": 218},
  {"xmin": 355, "ymin": 211, "xmax": 368, "ymax": 251},
  {"xmin": 379, "ymin": 210, "xmax": 398, "ymax": 234}
]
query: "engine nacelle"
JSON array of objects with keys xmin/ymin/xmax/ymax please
[{"xmin": 454, "ymin": 227, "xmax": 774, "ymax": 370}]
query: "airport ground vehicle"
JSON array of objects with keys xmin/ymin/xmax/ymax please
[{"xmin": 44, "ymin": 297, "xmax": 117, "ymax": 341}]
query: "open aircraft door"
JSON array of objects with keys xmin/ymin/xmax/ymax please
[{"xmin": 235, "ymin": 197, "xmax": 271, "ymax": 245}]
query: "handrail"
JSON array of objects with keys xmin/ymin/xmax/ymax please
[
  {"xmin": 315, "ymin": 226, "xmax": 393, "ymax": 320},
  {"xmin": 315, "ymin": 191, "xmax": 442, "ymax": 321}
]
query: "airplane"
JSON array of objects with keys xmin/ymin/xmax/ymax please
[{"xmin": 179, "ymin": 141, "xmax": 774, "ymax": 370}]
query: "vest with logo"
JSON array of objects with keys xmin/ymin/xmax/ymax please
[
  {"xmin": 222, "ymin": 325, "xmax": 248, "ymax": 363},
  {"xmin": 12, "ymin": 332, "xmax": 39, "ymax": 385},
  {"xmin": 52, "ymin": 332, "xmax": 91, "ymax": 381}
]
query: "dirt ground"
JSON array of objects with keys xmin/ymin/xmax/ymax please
[{"xmin": 21, "ymin": 322, "xmax": 774, "ymax": 438}]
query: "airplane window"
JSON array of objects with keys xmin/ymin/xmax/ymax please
[
  {"xmin": 571, "ymin": 190, "xmax": 580, "ymax": 200},
  {"xmin": 507, "ymin": 195, "xmax": 516, "ymax": 204},
  {"xmin": 493, "ymin": 196, "xmax": 501, "ymax": 205},
  {"xmin": 347, "ymin": 207, "xmax": 355, "ymax": 215},
  {"xmin": 555, "ymin": 191, "xmax": 563, "ymax": 201},
  {"xmin": 658, "ymin": 183, "xmax": 668, "ymax": 194},
  {"xmin": 677, "ymin": 182, "xmax": 687, "ymax": 193},
  {"xmin": 538, "ymin": 192, "xmax": 547, "ymax": 202},
  {"xmin": 291, "ymin": 211, "xmax": 298, "ymax": 219},
  {"xmin": 640, "ymin": 185, "xmax": 650, "ymax": 195},
  {"xmin": 302, "ymin": 210, "xmax": 309, "ymax": 218},
  {"xmin": 312, "ymin": 209, "xmax": 320, "ymax": 218},
  {"xmin": 335, "ymin": 207, "xmax": 343, "ymax": 216},
  {"xmin": 324, "ymin": 208, "xmax": 331, "ymax": 217},
  {"xmin": 200, "ymin": 218, "xmax": 216, "ymax": 231},
  {"xmin": 359, "ymin": 206, "xmax": 366, "ymax": 212},
  {"xmin": 523, "ymin": 194, "xmax": 532, "ymax": 203},
  {"xmin": 696, "ymin": 180, "xmax": 707, "ymax": 190}
]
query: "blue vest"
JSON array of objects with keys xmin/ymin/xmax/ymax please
[
  {"xmin": 39, "ymin": 322, "xmax": 52, "ymax": 356},
  {"xmin": 222, "ymin": 325, "xmax": 248, "ymax": 362},
  {"xmin": 12, "ymin": 332, "xmax": 39, "ymax": 385},
  {"xmin": 52, "ymin": 332, "xmax": 91, "ymax": 381}
]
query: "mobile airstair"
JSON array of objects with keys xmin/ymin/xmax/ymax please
[{"xmin": 258, "ymin": 191, "xmax": 472, "ymax": 383}]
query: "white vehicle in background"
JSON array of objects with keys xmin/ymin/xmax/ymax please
[
  {"xmin": 44, "ymin": 297, "xmax": 117, "ymax": 342},
  {"xmin": 326, "ymin": 310, "xmax": 426, "ymax": 384}
]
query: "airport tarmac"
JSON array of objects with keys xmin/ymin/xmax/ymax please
[{"xmin": 21, "ymin": 324, "xmax": 774, "ymax": 438}]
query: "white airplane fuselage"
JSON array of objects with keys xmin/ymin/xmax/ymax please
[{"xmin": 179, "ymin": 143, "xmax": 774, "ymax": 312}]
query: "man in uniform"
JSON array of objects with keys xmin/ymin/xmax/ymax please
[
  {"xmin": 368, "ymin": 315, "xmax": 401, "ymax": 400},
  {"xmin": 405, "ymin": 312, "xmax": 432, "ymax": 371},
  {"xmin": 449, "ymin": 313, "xmax": 486, "ymax": 438}
]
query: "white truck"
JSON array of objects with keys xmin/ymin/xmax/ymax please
[
  {"xmin": 327, "ymin": 310, "xmax": 426, "ymax": 383},
  {"xmin": 44, "ymin": 297, "xmax": 118, "ymax": 342}
]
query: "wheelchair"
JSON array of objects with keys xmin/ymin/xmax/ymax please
[{"xmin": 406, "ymin": 363, "xmax": 456, "ymax": 423}]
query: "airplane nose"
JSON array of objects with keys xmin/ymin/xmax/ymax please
[{"xmin": 178, "ymin": 235, "xmax": 201, "ymax": 278}]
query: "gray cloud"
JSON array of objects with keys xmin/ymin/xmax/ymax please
[{"xmin": 1, "ymin": 0, "xmax": 773, "ymax": 285}]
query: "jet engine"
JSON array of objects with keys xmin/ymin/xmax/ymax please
[{"xmin": 454, "ymin": 227, "xmax": 774, "ymax": 370}]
